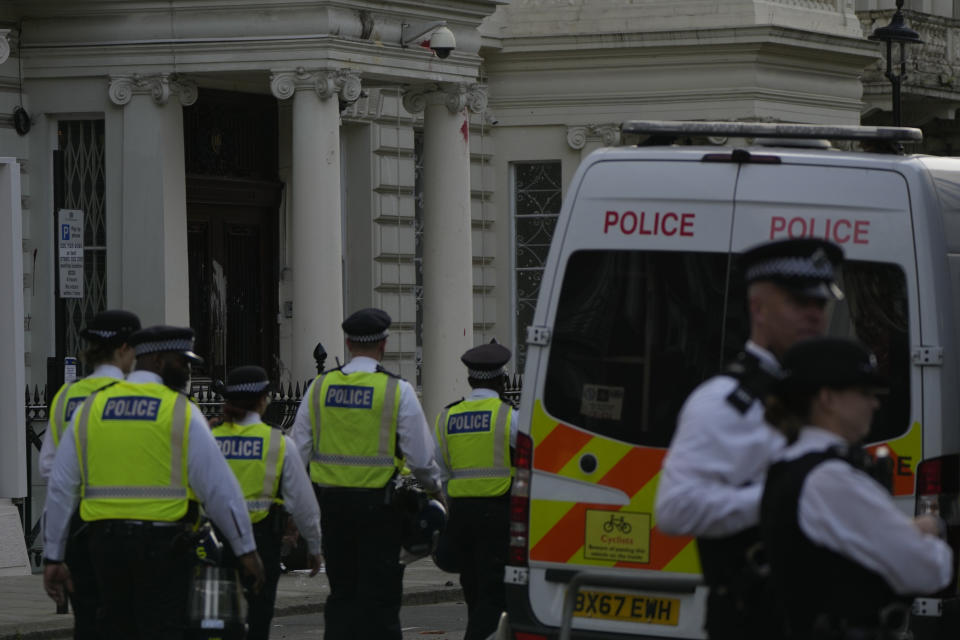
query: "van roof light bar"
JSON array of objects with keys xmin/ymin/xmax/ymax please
[{"xmin": 621, "ymin": 120, "xmax": 923, "ymax": 143}]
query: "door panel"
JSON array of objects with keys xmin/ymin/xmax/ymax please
[{"xmin": 187, "ymin": 199, "xmax": 278, "ymax": 382}]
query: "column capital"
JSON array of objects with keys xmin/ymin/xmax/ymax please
[
  {"xmin": 0, "ymin": 30, "xmax": 10, "ymax": 65},
  {"xmin": 270, "ymin": 68, "xmax": 362, "ymax": 102},
  {"xmin": 566, "ymin": 123, "xmax": 621, "ymax": 150},
  {"xmin": 403, "ymin": 83, "xmax": 487, "ymax": 116},
  {"xmin": 108, "ymin": 73, "xmax": 198, "ymax": 107}
]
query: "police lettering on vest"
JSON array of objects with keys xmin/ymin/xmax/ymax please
[
  {"xmin": 64, "ymin": 397, "xmax": 86, "ymax": 421},
  {"xmin": 325, "ymin": 385, "xmax": 375, "ymax": 409},
  {"xmin": 447, "ymin": 411, "xmax": 493, "ymax": 434},
  {"xmin": 216, "ymin": 436, "xmax": 264, "ymax": 460},
  {"xmin": 101, "ymin": 396, "xmax": 161, "ymax": 420}
]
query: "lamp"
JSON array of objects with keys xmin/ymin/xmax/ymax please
[{"xmin": 868, "ymin": 0, "xmax": 923, "ymax": 126}]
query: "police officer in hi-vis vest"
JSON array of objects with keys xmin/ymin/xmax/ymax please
[
  {"xmin": 655, "ymin": 238, "xmax": 844, "ymax": 640},
  {"xmin": 433, "ymin": 342, "xmax": 517, "ymax": 640},
  {"xmin": 39, "ymin": 309, "xmax": 140, "ymax": 640},
  {"xmin": 212, "ymin": 365, "xmax": 323, "ymax": 640},
  {"xmin": 42, "ymin": 325, "xmax": 265, "ymax": 640},
  {"xmin": 761, "ymin": 338, "xmax": 953, "ymax": 639},
  {"xmin": 290, "ymin": 308, "xmax": 444, "ymax": 640}
]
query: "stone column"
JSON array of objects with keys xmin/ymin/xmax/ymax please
[
  {"xmin": 0, "ymin": 158, "xmax": 30, "ymax": 576},
  {"xmin": 109, "ymin": 73, "xmax": 197, "ymax": 325},
  {"xmin": 403, "ymin": 83, "xmax": 486, "ymax": 421},
  {"xmin": 271, "ymin": 68, "xmax": 361, "ymax": 382}
]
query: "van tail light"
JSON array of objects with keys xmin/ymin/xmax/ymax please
[
  {"xmin": 514, "ymin": 633, "xmax": 548, "ymax": 640},
  {"xmin": 509, "ymin": 431, "xmax": 533, "ymax": 567}
]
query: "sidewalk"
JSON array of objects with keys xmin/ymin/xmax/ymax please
[{"xmin": 0, "ymin": 559, "xmax": 463, "ymax": 640}]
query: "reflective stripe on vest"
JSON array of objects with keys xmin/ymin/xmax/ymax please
[
  {"xmin": 435, "ymin": 397, "xmax": 513, "ymax": 498},
  {"xmin": 309, "ymin": 371, "xmax": 401, "ymax": 487},
  {"xmin": 76, "ymin": 385, "xmax": 191, "ymax": 521},
  {"xmin": 212, "ymin": 421, "xmax": 285, "ymax": 523}
]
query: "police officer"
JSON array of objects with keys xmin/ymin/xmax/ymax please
[
  {"xmin": 760, "ymin": 337, "xmax": 953, "ymax": 639},
  {"xmin": 42, "ymin": 325, "xmax": 265, "ymax": 640},
  {"xmin": 433, "ymin": 342, "xmax": 517, "ymax": 640},
  {"xmin": 290, "ymin": 308, "xmax": 444, "ymax": 640},
  {"xmin": 212, "ymin": 365, "xmax": 323, "ymax": 640},
  {"xmin": 38, "ymin": 309, "xmax": 140, "ymax": 640},
  {"xmin": 655, "ymin": 238, "xmax": 844, "ymax": 640}
]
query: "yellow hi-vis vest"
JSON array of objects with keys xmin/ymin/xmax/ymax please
[
  {"xmin": 49, "ymin": 377, "xmax": 118, "ymax": 449},
  {"xmin": 212, "ymin": 421, "xmax": 285, "ymax": 523},
  {"xmin": 435, "ymin": 397, "xmax": 514, "ymax": 498},
  {"xmin": 309, "ymin": 369, "xmax": 402, "ymax": 488},
  {"xmin": 74, "ymin": 381, "xmax": 194, "ymax": 522}
]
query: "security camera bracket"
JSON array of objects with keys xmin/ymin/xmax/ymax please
[{"xmin": 401, "ymin": 20, "xmax": 447, "ymax": 48}]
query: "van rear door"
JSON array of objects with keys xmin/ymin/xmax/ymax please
[
  {"xmin": 520, "ymin": 156, "xmax": 739, "ymax": 638},
  {"xmin": 732, "ymin": 160, "xmax": 921, "ymax": 501}
]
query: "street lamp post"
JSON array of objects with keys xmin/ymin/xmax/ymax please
[{"xmin": 868, "ymin": 0, "xmax": 923, "ymax": 127}]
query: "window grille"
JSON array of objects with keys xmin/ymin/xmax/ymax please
[
  {"xmin": 58, "ymin": 120, "xmax": 107, "ymax": 367},
  {"xmin": 512, "ymin": 161, "xmax": 561, "ymax": 370}
]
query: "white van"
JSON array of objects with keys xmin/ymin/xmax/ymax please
[{"xmin": 504, "ymin": 122, "xmax": 960, "ymax": 640}]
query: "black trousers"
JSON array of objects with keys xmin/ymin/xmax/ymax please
[
  {"xmin": 87, "ymin": 521, "xmax": 192, "ymax": 640},
  {"xmin": 219, "ymin": 512, "xmax": 285, "ymax": 640},
  {"xmin": 65, "ymin": 511, "xmax": 99, "ymax": 640},
  {"xmin": 318, "ymin": 486, "xmax": 404, "ymax": 640},
  {"xmin": 445, "ymin": 495, "xmax": 509, "ymax": 640}
]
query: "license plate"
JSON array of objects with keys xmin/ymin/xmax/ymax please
[{"xmin": 573, "ymin": 589, "xmax": 680, "ymax": 626}]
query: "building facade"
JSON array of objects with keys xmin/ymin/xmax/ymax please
[{"xmin": 3, "ymin": 2, "xmax": 960, "ymax": 558}]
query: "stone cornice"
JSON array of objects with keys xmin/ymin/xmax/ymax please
[
  {"xmin": 402, "ymin": 83, "xmax": 487, "ymax": 115},
  {"xmin": 269, "ymin": 68, "xmax": 362, "ymax": 102},
  {"xmin": 107, "ymin": 73, "xmax": 198, "ymax": 106},
  {"xmin": 22, "ymin": 39, "xmax": 482, "ymax": 85}
]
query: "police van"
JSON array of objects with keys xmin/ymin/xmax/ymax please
[{"xmin": 503, "ymin": 121, "xmax": 960, "ymax": 639}]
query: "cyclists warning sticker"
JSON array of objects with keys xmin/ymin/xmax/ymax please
[{"xmin": 584, "ymin": 510, "xmax": 651, "ymax": 563}]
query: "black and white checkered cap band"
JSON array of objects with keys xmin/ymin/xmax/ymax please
[
  {"xmin": 225, "ymin": 380, "xmax": 270, "ymax": 394},
  {"xmin": 346, "ymin": 330, "xmax": 389, "ymax": 343},
  {"xmin": 468, "ymin": 367, "xmax": 505, "ymax": 380},
  {"xmin": 86, "ymin": 329, "xmax": 119, "ymax": 338},
  {"xmin": 745, "ymin": 256, "xmax": 834, "ymax": 282},
  {"xmin": 134, "ymin": 339, "xmax": 194, "ymax": 356}
]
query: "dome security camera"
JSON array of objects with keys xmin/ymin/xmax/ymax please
[{"xmin": 429, "ymin": 26, "xmax": 456, "ymax": 59}]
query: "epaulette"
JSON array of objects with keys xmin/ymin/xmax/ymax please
[
  {"xmin": 375, "ymin": 364, "xmax": 403, "ymax": 380},
  {"xmin": 444, "ymin": 398, "xmax": 465, "ymax": 409},
  {"xmin": 724, "ymin": 351, "xmax": 780, "ymax": 415}
]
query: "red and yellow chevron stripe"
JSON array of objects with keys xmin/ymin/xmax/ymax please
[
  {"xmin": 527, "ymin": 400, "xmax": 699, "ymax": 574},
  {"xmin": 866, "ymin": 421, "xmax": 921, "ymax": 497}
]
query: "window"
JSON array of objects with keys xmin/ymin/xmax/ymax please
[
  {"xmin": 512, "ymin": 161, "xmax": 562, "ymax": 371},
  {"xmin": 57, "ymin": 120, "xmax": 107, "ymax": 371},
  {"xmin": 543, "ymin": 250, "xmax": 910, "ymax": 448}
]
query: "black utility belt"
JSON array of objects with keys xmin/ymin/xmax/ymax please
[{"xmin": 90, "ymin": 519, "xmax": 189, "ymax": 534}]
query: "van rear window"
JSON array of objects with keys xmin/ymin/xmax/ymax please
[{"xmin": 543, "ymin": 250, "xmax": 910, "ymax": 448}]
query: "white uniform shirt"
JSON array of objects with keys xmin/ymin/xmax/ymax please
[
  {"xmin": 43, "ymin": 370, "xmax": 256, "ymax": 560},
  {"xmin": 655, "ymin": 342, "xmax": 786, "ymax": 538},
  {"xmin": 434, "ymin": 388, "xmax": 518, "ymax": 482},
  {"xmin": 38, "ymin": 364, "xmax": 126, "ymax": 479},
  {"xmin": 781, "ymin": 427, "xmax": 953, "ymax": 595},
  {"xmin": 230, "ymin": 411, "xmax": 323, "ymax": 555},
  {"xmin": 290, "ymin": 356, "xmax": 443, "ymax": 493}
]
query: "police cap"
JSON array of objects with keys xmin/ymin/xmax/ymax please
[
  {"xmin": 741, "ymin": 238, "xmax": 844, "ymax": 300},
  {"xmin": 342, "ymin": 308, "xmax": 391, "ymax": 343},
  {"xmin": 128, "ymin": 325, "xmax": 204, "ymax": 364},
  {"xmin": 224, "ymin": 365, "xmax": 270, "ymax": 399},
  {"xmin": 79, "ymin": 309, "xmax": 141, "ymax": 345},
  {"xmin": 778, "ymin": 337, "xmax": 887, "ymax": 391},
  {"xmin": 461, "ymin": 341, "xmax": 511, "ymax": 380}
]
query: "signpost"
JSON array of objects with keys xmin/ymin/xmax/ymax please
[{"xmin": 57, "ymin": 209, "xmax": 83, "ymax": 298}]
